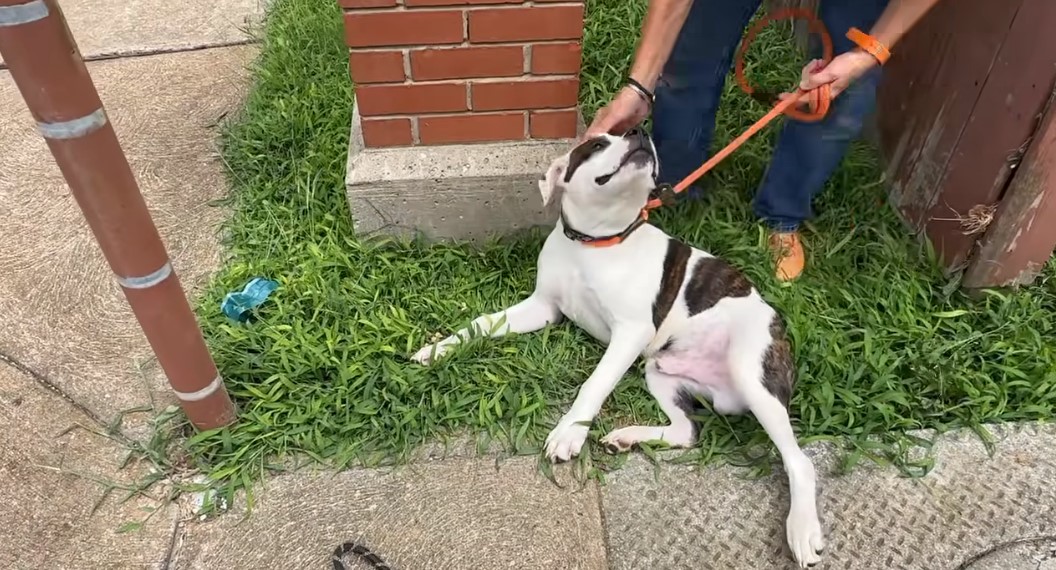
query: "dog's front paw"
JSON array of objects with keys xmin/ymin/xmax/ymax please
[
  {"xmin": 786, "ymin": 508, "xmax": 825, "ymax": 568},
  {"xmin": 410, "ymin": 342, "xmax": 448, "ymax": 365},
  {"xmin": 544, "ymin": 419, "xmax": 590, "ymax": 463}
]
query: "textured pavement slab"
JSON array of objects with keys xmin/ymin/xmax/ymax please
[
  {"xmin": 0, "ymin": 363, "xmax": 178, "ymax": 568},
  {"xmin": 0, "ymin": 0, "xmax": 262, "ymax": 66},
  {"xmin": 961, "ymin": 537, "xmax": 1056, "ymax": 570},
  {"xmin": 173, "ymin": 457, "xmax": 608, "ymax": 570},
  {"xmin": 0, "ymin": 45, "xmax": 256, "ymax": 426},
  {"xmin": 601, "ymin": 424, "xmax": 1056, "ymax": 570}
]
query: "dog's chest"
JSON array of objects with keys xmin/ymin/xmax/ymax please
[
  {"xmin": 545, "ymin": 248, "xmax": 663, "ymax": 345},
  {"xmin": 555, "ymin": 265, "xmax": 613, "ymax": 343}
]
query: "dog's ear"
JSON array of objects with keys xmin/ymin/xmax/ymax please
[{"xmin": 538, "ymin": 158, "xmax": 566, "ymax": 208}]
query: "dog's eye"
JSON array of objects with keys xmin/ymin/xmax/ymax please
[{"xmin": 591, "ymin": 141, "xmax": 605, "ymax": 151}]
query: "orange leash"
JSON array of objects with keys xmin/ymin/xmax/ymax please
[
  {"xmin": 644, "ymin": 8, "xmax": 836, "ymax": 213},
  {"xmin": 574, "ymin": 9, "xmax": 891, "ymax": 247}
]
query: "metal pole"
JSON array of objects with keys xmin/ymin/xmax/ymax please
[{"xmin": 0, "ymin": 0, "xmax": 237, "ymax": 429}]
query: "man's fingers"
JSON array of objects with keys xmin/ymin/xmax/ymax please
[
  {"xmin": 801, "ymin": 69, "xmax": 836, "ymax": 91},
  {"xmin": 798, "ymin": 58, "xmax": 835, "ymax": 90},
  {"xmin": 584, "ymin": 109, "xmax": 612, "ymax": 139},
  {"xmin": 584, "ymin": 88, "xmax": 651, "ymax": 139},
  {"xmin": 586, "ymin": 109, "xmax": 636, "ymax": 138},
  {"xmin": 612, "ymin": 116, "xmax": 641, "ymax": 136},
  {"xmin": 584, "ymin": 123, "xmax": 611, "ymax": 138}
]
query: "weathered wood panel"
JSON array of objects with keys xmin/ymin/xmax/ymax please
[
  {"xmin": 877, "ymin": 0, "xmax": 1020, "ymax": 241},
  {"xmin": 878, "ymin": 0, "xmax": 1056, "ymax": 273},
  {"xmin": 962, "ymin": 85, "xmax": 1056, "ymax": 288},
  {"xmin": 918, "ymin": 0, "xmax": 1056, "ymax": 270}
]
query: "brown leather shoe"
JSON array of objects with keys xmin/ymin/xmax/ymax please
[{"xmin": 769, "ymin": 231, "xmax": 805, "ymax": 281}]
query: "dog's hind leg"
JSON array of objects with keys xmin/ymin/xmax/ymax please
[
  {"xmin": 727, "ymin": 310, "xmax": 824, "ymax": 569},
  {"xmin": 600, "ymin": 361, "xmax": 698, "ymax": 452},
  {"xmin": 411, "ymin": 294, "xmax": 561, "ymax": 365}
]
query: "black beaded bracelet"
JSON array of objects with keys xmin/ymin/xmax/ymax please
[{"xmin": 626, "ymin": 77, "xmax": 655, "ymax": 107}]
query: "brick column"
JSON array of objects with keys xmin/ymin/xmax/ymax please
[{"xmin": 341, "ymin": 0, "xmax": 585, "ymax": 148}]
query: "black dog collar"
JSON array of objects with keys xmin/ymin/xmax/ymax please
[{"xmin": 560, "ymin": 211, "xmax": 648, "ymax": 248}]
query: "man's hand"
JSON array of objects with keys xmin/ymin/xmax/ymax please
[
  {"xmin": 779, "ymin": 50, "xmax": 878, "ymax": 105},
  {"xmin": 584, "ymin": 0, "xmax": 694, "ymax": 139},
  {"xmin": 797, "ymin": 50, "xmax": 879, "ymax": 98},
  {"xmin": 584, "ymin": 86, "xmax": 651, "ymax": 139}
]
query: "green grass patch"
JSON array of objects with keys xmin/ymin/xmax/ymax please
[{"xmin": 188, "ymin": 0, "xmax": 1056, "ymax": 495}]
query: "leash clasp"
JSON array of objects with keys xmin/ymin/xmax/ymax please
[{"xmin": 653, "ymin": 183, "xmax": 678, "ymax": 207}]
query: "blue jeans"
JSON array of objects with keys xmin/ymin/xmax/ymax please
[{"xmin": 652, "ymin": 0, "xmax": 889, "ymax": 231}]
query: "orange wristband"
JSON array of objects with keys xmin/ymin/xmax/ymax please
[{"xmin": 846, "ymin": 27, "xmax": 891, "ymax": 65}]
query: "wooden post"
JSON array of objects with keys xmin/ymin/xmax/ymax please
[
  {"xmin": 962, "ymin": 86, "xmax": 1056, "ymax": 288},
  {"xmin": 0, "ymin": 0, "xmax": 237, "ymax": 429},
  {"xmin": 876, "ymin": 0, "xmax": 1056, "ymax": 276}
]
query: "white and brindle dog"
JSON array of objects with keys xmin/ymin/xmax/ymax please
[{"xmin": 412, "ymin": 128, "xmax": 825, "ymax": 567}]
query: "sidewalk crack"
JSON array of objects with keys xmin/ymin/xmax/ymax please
[
  {"xmin": 0, "ymin": 39, "xmax": 259, "ymax": 71},
  {"xmin": 0, "ymin": 350, "xmax": 117, "ymax": 437}
]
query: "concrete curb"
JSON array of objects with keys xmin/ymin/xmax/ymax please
[{"xmin": 344, "ymin": 104, "xmax": 586, "ymax": 242}]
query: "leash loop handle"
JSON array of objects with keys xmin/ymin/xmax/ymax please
[
  {"xmin": 734, "ymin": 7, "xmax": 834, "ymax": 123},
  {"xmin": 642, "ymin": 8, "xmax": 836, "ymax": 212}
]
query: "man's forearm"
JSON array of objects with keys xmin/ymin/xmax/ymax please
[
  {"xmin": 628, "ymin": 0, "xmax": 694, "ymax": 92},
  {"xmin": 869, "ymin": 0, "xmax": 942, "ymax": 48}
]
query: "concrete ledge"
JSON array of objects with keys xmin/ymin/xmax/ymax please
[{"xmin": 345, "ymin": 105, "xmax": 583, "ymax": 242}]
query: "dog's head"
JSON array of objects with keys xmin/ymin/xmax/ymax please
[{"xmin": 537, "ymin": 128, "xmax": 659, "ymax": 223}]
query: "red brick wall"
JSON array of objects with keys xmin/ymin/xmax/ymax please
[{"xmin": 341, "ymin": 0, "xmax": 585, "ymax": 148}]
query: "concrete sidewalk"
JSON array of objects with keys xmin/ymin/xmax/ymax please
[
  {"xmin": 0, "ymin": 0, "xmax": 263, "ymax": 67},
  {"xmin": 1, "ymin": 0, "xmax": 258, "ymax": 566},
  {"xmin": 0, "ymin": 363, "xmax": 180, "ymax": 569},
  {"xmin": 2, "ymin": 0, "xmax": 1054, "ymax": 568},
  {"xmin": 173, "ymin": 424, "xmax": 1056, "ymax": 570}
]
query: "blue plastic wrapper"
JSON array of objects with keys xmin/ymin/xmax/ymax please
[{"xmin": 221, "ymin": 277, "xmax": 279, "ymax": 322}]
